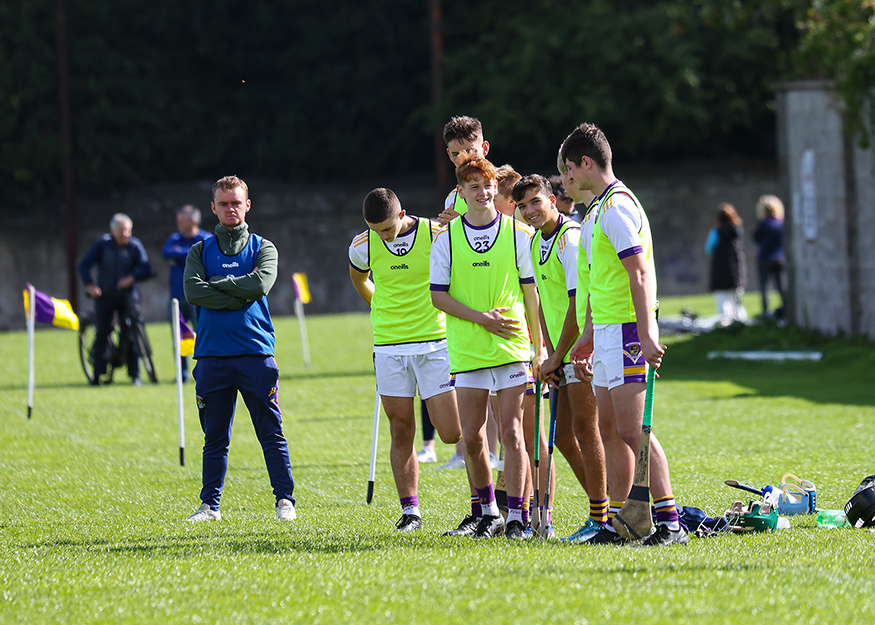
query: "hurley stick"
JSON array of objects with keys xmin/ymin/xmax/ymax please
[
  {"xmin": 540, "ymin": 386, "xmax": 559, "ymax": 537},
  {"xmin": 532, "ymin": 380, "xmax": 542, "ymax": 533},
  {"xmin": 366, "ymin": 393, "xmax": 381, "ymax": 504},
  {"xmin": 612, "ymin": 365, "xmax": 656, "ymax": 540}
]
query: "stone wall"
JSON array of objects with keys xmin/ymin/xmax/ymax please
[{"xmin": 0, "ymin": 163, "xmax": 779, "ymax": 331}]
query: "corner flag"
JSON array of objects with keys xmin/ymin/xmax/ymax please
[
  {"xmin": 179, "ymin": 313, "xmax": 196, "ymax": 357},
  {"xmin": 23, "ymin": 284, "xmax": 79, "ymax": 331},
  {"xmin": 292, "ymin": 272, "xmax": 311, "ymax": 304}
]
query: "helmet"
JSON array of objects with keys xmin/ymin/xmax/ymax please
[{"xmin": 844, "ymin": 475, "xmax": 875, "ymax": 529}]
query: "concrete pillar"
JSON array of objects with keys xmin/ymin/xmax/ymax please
[{"xmin": 774, "ymin": 80, "xmax": 861, "ymax": 335}]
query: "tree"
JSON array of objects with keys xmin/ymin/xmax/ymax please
[{"xmin": 797, "ymin": 0, "xmax": 875, "ymax": 145}]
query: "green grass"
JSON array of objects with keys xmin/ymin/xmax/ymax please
[{"xmin": 1, "ymin": 300, "xmax": 874, "ymax": 624}]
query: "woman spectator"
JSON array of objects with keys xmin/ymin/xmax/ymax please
[
  {"xmin": 706, "ymin": 203, "xmax": 748, "ymax": 321},
  {"xmin": 753, "ymin": 195, "xmax": 786, "ymax": 319}
]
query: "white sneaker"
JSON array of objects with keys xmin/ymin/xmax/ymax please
[
  {"xmin": 187, "ymin": 503, "xmax": 221, "ymax": 522},
  {"xmin": 489, "ymin": 452, "xmax": 500, "ymax": 469},
  {"xmin": 417, "ymin": 446, "xmax": 438, "ymax": 463},
  {"xmin": 437, "ymin": 453, "xmax": 466, "ymax": 470},
  {"xmin": 276, "ymin": 498, "xmax": 297, "ymax": 521}
]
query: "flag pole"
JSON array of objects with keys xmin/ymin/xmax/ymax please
[
  {"xmin": 295, "ymin": 298, "xmax": 311, "ymax": 369},
  {"xmin": 172, "ymin": 298, "xmax": 185, "ymax": 466},
  {"xmin": 26, "ymin": 284, "xmax": 35, "ymax": 419}
]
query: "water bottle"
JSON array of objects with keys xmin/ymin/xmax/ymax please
[
  {"xmin": 815, "ymin": 509, "xmax": 850, "ymax": 528},
  {"xmin": 801, "ymin": 479, "xmax": 817, "ymax": 513}
]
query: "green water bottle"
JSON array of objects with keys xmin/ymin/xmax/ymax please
[{"xmin": 815, "ymin": 509, "xmax": 850, "ymax": 528}]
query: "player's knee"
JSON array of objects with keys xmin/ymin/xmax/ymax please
[
  {"xmin": 461, "ymin": 431, "xmax": 484, "ymax": 454},
  {"xmin": 388, "ymin": 416, "xmax": 415, "ymax": 443},
  {"xmin": 616, "ymin": 422, "xmax": 641, "ymax": 448},
  {"xmin": 500, "ymin": 427, "xmax": 523, "ymax": 452},
  {"xmin": 597, "ymin": 418, "xmax": 620, "ymax": 443},
  {"xmin": 437, "ymin": 426, "xmax": 461, "ymax": 445}
]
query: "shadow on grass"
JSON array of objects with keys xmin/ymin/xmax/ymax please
[
  {"xmin": 662, "ymin": 321, "xmax": 875, "ymax": 408},
  {"xmin": 22, "ymin": 532, "xmax": 390, "ymax": 556},
  {"xmin": 16, "ymin": 530, "xmax": 787, "ymax": 564}
]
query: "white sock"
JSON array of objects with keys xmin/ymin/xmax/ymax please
[
  {"xmin": 481, "ymin": 501, "xmax": 499, "ymax": 517},
  {"xmin": 403, "ymin": 505, "xmax": 421, "ymax": 518}
]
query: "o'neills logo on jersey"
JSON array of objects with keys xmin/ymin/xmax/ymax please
[
  {"xmin": 472, "ymin": 261, "xmax": 490, "ymax": 267},
  {"xmin": 390, "ymin": 264, "xmax": 409, "ymax": 270},
  {"xmin": 541, "ymin": 273, "xmax": 548, "ymax": 281},
  {"xmin": 221, "ymin": 262, "xmax": 240, "ymax": 269}
]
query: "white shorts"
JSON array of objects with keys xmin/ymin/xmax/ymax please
[
  {"xmin": 592, "ymin": 322, "xmax": 648, "ymax": 390},
  {"xmin": 374, "ymin": 349, "xmax": 455, "ymax": 400},
  {"xmin": 455, "ymin": 362, "xmax": 528, "ymax": 392},
  {"xmin": 490, "ymin": 362, "xmax": 538, "ymax": 396}
]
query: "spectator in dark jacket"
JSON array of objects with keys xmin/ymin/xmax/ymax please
[
  {"xmin": 753, "ymin": 195, "xmax": 786, "ymax": 318},
  {"xmin": 78, "ymin": 213, "xmax": 153, "ymax": 385},
  {"xmin": 162, "ymin": 205, "xmax": 210, "ymax": 381},
  {"xmin": 705, "ymin": 203, "xmax": 748, "ymax": 321}
]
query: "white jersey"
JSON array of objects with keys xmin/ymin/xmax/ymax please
[
  {"xmin": 445, "ymin": 188, "xmax": 460, "ymax": 212},
  {"xmin": 349, "ymin": 217, "xmax": 444, "ymax": 356},
  {"xmin": 538, "ymin": 215, "xmax": 580, "ymax": 296},
  {"xmin": 349, "ymin": 218, "xmax": 441, "ymax": 272},
  {"xmin": 596, "ymin": 192, "xmax": 644, "ymax": 259},
  {"xmin": 579, "ymin": 201, "xmax": 598, "ymax": 266},
  {"xmin": 430, "ymin": 213, "xmax": 536, "ymax": 288}
]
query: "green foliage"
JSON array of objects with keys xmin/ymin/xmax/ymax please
[
  {"xmin": 1, "ymin": 310, "xmax": 875, "ymax": 623},
  {"xmin": 0, "ymin": 0, "xmax": 432, "ymax": 207},
  {"xmin": 797, "ymin": 0, "xmax": 875, "ymax": 146},
  {"xmin": 0, "ymin": 1, "xmax": 61, "ymax": 207},
  {"xmin": 3, "ymin": 1, "xmax": 870, "ymax": 209},
  {"xmin": 441, "ymin": 0, "xmax": 806, "ymax": 167}
]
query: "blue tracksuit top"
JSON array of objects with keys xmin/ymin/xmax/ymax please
[
  {"xmin": 78, "ymin": 234, "xmax": 152, "ymax": 295},
  {"xmin": 162, "ymin": 230, "xmax": 211, "ymax": 301},
  {"xmin": 195, "ymin": 234, "xmax": 275, "ymax": 358}
]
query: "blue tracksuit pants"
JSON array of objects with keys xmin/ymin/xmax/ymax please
[{"xmin": 193, "ymin": 355, "xmax": 295, "ymax": 510}]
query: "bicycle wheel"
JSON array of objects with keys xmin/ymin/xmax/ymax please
[
  {"xmin": 134, "ymin": 322, "xmax": 158, "ymax": 384},
  {"xmin": 78, "ymin": 313, "xmax": 97, "ymax": 385},
  {"xmin": 80, "ymin": 313, "xmax": 118, "ymax": 385}
]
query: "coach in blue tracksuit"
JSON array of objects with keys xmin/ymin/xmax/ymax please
[{"xmin": 182, "ymin": 175, "xmax": 297, "ymax": 523}]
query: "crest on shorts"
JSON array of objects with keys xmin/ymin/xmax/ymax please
[
  {"xmin": 623, "ymin": 342, "xmax": 643, "ymax": 363},
  {"xmin": 269, "ymin": 386, "xmax": 279, "ymax": 403},
  {"xmin": 196, "ymin": 395, "xmax": 205, "ymax": 410}
]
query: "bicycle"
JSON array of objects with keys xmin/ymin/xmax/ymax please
[{"xmin": 79, "ymin": 311, "xmax": 158, "ymax": 385}]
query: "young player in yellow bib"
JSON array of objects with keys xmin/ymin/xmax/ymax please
[
  {"xmin": 349, "ymin": 188, "xmax": 462, "ymax": 532},
  {"xmin": 513, "ymin": 174, "xmax": 609, "ymax": 542},
  {"xmin": 430, "ymin": 155, "xmax": 545, "ymax": 540},
  {"xmin": 437, "ymin": 116, "xmax": 490, "ymax": 226},
  {"xmin": 563, "ymin": 123, "xmax": 687, "ymax": 546}
]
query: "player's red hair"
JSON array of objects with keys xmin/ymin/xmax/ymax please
[{"xmin": 455, "ymin": 154, "xmax": 497, "ymax": 186}]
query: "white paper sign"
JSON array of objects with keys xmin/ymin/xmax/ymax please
[{"xmin": 800, "ymin": 149, "xmax": 817, "ymax": 241}]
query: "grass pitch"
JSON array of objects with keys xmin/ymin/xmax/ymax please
[{"xmin": 1, "ymin": 300, "xmax": 874, "ymax": 624}]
